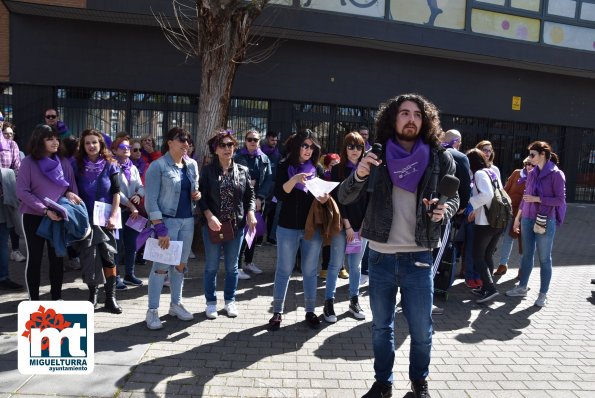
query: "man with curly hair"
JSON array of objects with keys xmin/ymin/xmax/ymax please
[{"xmin": 339, "ymin": 94, "xmax": 459, "ymax": 398}]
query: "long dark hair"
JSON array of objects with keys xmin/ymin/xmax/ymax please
[
  {"xmin": 375, "ymin": 93, "xmax": 442, "ymax": 149},
  {"xmin": 466, "ymin": 148, "xmax": 489, "ymax": 174},
  {"xmin": 338, "ymin": 131, "xmax": 365, "ymax": 181},
  {"xmin": 27, "ymin": 124, "xmax": 63, "ymax": 160},
  {"xmin": 528, "ymin": 141, "xmax": 559, "ymax": 165},
  {"xmin": 285, "ymin": 129, "xmax": 321, "ymax": 167},
  {"xmin": 76, "ymin": 129, "xmax": 115, "ymax": 174}
]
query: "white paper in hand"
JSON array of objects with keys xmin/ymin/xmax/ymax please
[
  {"xmin": 93, "ymin": 201, "xmax": 122, "ymax": 229},
  {"xmin": 304, "ymin": 177, "xmax": 339, "ymax": 198},
  {"xmin": 244, "ymin": 226, "xmax": 256, "ymax": 249},
  {"xmin": 143, "ymin": 238, "xmax": 183, "ymax": 265}
]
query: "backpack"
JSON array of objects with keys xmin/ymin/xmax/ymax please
[{"xmin": 481, "ymin": 170, "xmax": 512, "ymax": 229}]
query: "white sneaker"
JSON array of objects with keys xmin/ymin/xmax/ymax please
[
  {"xmin": 534, "ymin": 293, "xmax": 548, "ymax": 307},
  {"xmin": 224, "ymin": 302, "xmax": 239, "ymax": 318},
  {"xmin": 145, "ymin": 309, "xmax": 163, "ymax": 330},
  {"xmin": 506, "ymin": 285, "xmax": 529, "ymax": 297},
  {"xmin": 169, "ymin": 303, "xmax": 193, "ymax": 321},
  {"xmin": 10, "ymin": 250, "xmax": 26, "ymax": 262},
  {"xmin": 237, "ymin": 269, "xmax": 251, "ymax": 280},
  {"xmin": 205, "ymin": 304, "xmax": 218, "ymax": 319},
  {"xmin": 243, "ymin": 263, "xmax": 263, "ymax": 274},
  {"xmin": 359, "ymin": 274, "xmax": 369, "ymax": 286}
]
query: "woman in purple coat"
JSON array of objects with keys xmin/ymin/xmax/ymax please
[
  {"xmin": 506, "ymin": 141, "xmax": 566, "ymax": 307},
  {"xmin": 16, "ymin": 124, "xmax": 81, "ymax": 300}
]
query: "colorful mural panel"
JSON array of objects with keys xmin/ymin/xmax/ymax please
[
  {"xmin": 544, "ymin": 22, "xmax": 595, "ymax": 52},
  {"xmin": 300, "ymin": 0, "xmax": 386, "ymax": 18},
  {"xmin": 510, "ymin": 0, "xmax": 541, "ymax": 12},
  {"xmin": 471, "ymin": 9, "xmax": 540, "ymax": 42},
  {"xmin": 389, "ymin": 0, "xmax": 466, "ymax": 29},
  {"xmin": 547, "ymin": 0, "xmax": 577, "ymax": 18},
  {"xmin": 581, "ymin": 2, "xmax": 595, "ymax": 22}
]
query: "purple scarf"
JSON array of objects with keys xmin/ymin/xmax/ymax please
[
  {"xmin": 346, "ymin": 160, "xmax": 357, "ymax": 170},
  {"xmin": 83, "ymin": 156, "xmax": 106, "ymax": 181},
  {"xmin": 385, "ymin": 138, "xmax": 430, "ymax": 193},
  {"xmin": 261, "ymin": 144, "xmax": 279, "ymax": 158},
  {"xmin": 37, "ymin": 155, "xmax": 69, "ymax": 187},
  {"xmin": 239, "ymin": 147, "xmax": 264, "ymax": 157},
  {"xmin": 517, "ymin": 167, "xmax": 528, "ymax": 185},
  {"xmin": 119, "ymin": 157, "xmax": 132, "ymax": 182},
  {"xmin": 288, "ymin": 160, "xmax": 316, "ymax": 192},
  {"xmin": 0, "ymin": 134, "xmax": 10, "ymax": 151},
  {"xmin": 364, "ymin": 141, "xmax": 371, "ymax": 151},
  {"xmin": 131, "ymin": 157, "xmax": 147, "ymax": 176},
  {"xmin": 440, "ymin": 139, "xmax": 460, "ymax": 149}
]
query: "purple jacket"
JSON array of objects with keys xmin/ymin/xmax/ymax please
[
  {"xmin": 16, "ymin": 156, "xmax": 78, "ymax": 216},
  {"xmin": 520, "ymin": 160, "xmax": 566, "ymax": 225}
]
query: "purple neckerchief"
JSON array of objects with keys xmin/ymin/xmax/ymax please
[
  {"xmin": 346, "ymin": 160, "xmax": 357, "ymax": 170},
  {"xmin": 517, "ymin": 167, "xmax": 528, "ymax": 185},
  {"xmin": 0, "ymin": 134, "xmax": 10, "ymax": 151},
  {"xmin": 119, "ymin": 157, "xmax": 132, "ymax": 182},
  {"xmin": 365, "ymin": 141, "xmax": 371, "ymax": 151},
  {"xmin": 83, "ymin": 156, "xmax": 106, "ymax": 181},
  {"xmin": 131, "ymin": 157, "xmax": 147, "ymax": 176},
  {"xmin": 37, "ymin": 154, "xmax": 69, "ymax": 187},
  {"xmin": 261, "ymin": 144, "xmax": 279, "ymax": 158},
  {"xmin": 239, "ymin": 147, "xmax": 264, "ymax": 157},
  {"xmin": 440, "ymin": 139, "xmax": 460, "ymax": 149},
  {"xmin": 385, "ymin": 138, "xmax": 429, "ymax": 193},
  {"xmin": 288, "ymin": 160, "xmax": 315, "ymax": 192}
]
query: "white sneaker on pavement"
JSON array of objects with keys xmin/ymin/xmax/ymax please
[
  {"xmin": 224, "ymin": 302, "xmax": 238, "ymax": 318},
  {"xmin": 205, "ymin": 304, "xmax": 218, "ymax": 319},
  {"xmin": 10, "ymin": 250, "xmax": 26, "ymax": 262},
  {"xmin": 146, "ymin": 309, "xmax": 163, "ymax": 330},
  {"xmin": 169, "ymin": 303, "xmax": 193, "ymax": 321},
  {"xmin": 237, "ymin": 269, "xmax": 251, "ymax": 280},
  {"xmin": 359, "ymin": 274, "xmax": 369, "ymax": 286},
  {"xmin": 534, "ymin": 293, "xmax": 548, "ymax": 307},
  {"xmin": 243, "ymin": 263, "xmax": 263, "ymax": 274},
  {"xmin": 506, "ymin": 285, "xmax": 529, "ymax": 297}
]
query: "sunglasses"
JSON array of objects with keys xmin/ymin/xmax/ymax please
[
  {"xmin": 301, "ymin": 143, "xmax": 316, "ymax": 150},
  {"xmin": 132, "ymin": 148, "xmax": 141, "ymax": 153},
  {"xmin": 346, "ymin": 144, "xmax": 363, "ymax": 151},
  {"xmin": 45, "ymin": 115, "xmax": 57, "ymax": 119},
  {"xmin": 528, "ymin": 153, "xmax": 539, "ymax": 158},
  {"xmin": 524, "ymin": 163, "xmax": 534, "ymax": 167},
  {"xmin": 218, "ymin": 142, "xmax": 235, "ymax": 149},
  {"xmin": 246, "ymin": 137, "xmax": 259, "ymax": 143},
  {"xmin": 175, "ymin": 137, "xmax": 190, "ymax": 144},
  {"xmin": 118, "ymin": 144, "xmax": 131, "ymax": 150}
]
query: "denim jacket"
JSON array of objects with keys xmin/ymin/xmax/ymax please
[{"xmin": 144, "ymin": 152, "xmax": 199, "ymax": 220}]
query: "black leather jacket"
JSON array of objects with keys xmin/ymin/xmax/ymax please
[
  {"xmin": 198, "ymin": 160, "xmax": 255, "ymax": 231},
  {"xmin": 338, "ymin": 146, "xmax": 459, "ymax": 249}
]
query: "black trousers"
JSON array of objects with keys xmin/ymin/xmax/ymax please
[
  {"xmin": 23, "ymin": 213, "xmax": 63, "ymax": 300},
  {"xmin": 473, "ymin": 224, "xmax": 503, "ymax": 292}
]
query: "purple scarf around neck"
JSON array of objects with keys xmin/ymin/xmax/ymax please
[
  {"xmin": 0, "ymin": 134, "xmax": 10, "ymax": 151},
  {"xmin": 131, "ymin": 157, "xmax": 147, "ymax": 176},
  {"xmin": 364, "ymin": 141, "xmax": 371, "ymax": 151},
  {"xmin": 83, "ymin": 156, "xmax": 106, "ymax": 181},
  {"xmin": 287, "ymin": 160, "xmax": 316, "ymax": 192},
  {"xmin": 517, "ymin": 167, "xmax": 528, "ymax": 185},
  {"xmin": 119, "ymin": 157, "xmax": 132, "ymax": 182},
  {"xmin": 346, "ymin": 160, "xmax": 357, "ymax": 170},
  {"xmin": 385, "ymin": 138, "xmax": 430, "ymax": 193},
  {"xmin": 37, "ymin": 154, "xmax": 69, "ymax": 187},
  {"xmin": 261, "ymin": 144, "xmax": 279, "ymax": 158},
  {"xmin": 239, "ymin": 147, "xmax": 264, "ymax": 157}
]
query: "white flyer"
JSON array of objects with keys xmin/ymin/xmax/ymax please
[
  {"xmin": 93, "ymin": 201, "xmax": 122, "ymax": 229},
  {"xmin": 143, "ymin": 238, "xmax": 183, "ymax": 265},
  {"xmin": 304, "ymin": 177, "xmax": 340, "ymax": 198}
]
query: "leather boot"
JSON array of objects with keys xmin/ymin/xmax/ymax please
[
  {"xmin": 103, "ymin": 267, "xmax": 122, "ymax": 314},
  {"xmin": 87, "ymin": 284, "xmax": 99, "ymax": 309}
]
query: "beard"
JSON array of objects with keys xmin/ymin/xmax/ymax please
[{"xmin": 396, "ymin": 124, "xmax": 420, "ymax": 142}]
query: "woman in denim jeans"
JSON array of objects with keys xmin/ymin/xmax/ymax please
[
  {"xmin": 144, "ymin": 127, "xmax": 200, "ymax": 330},
  {"xmin": 199, "ymin": 131, "xmax": 256, "ymax": 320},
  {"xmin": 507, "ymin": 141, "xmax": 566, "ymax": 307},
  {"xmin": 268, "ymin": 129, "xmax": 328, "ymax": 331}
]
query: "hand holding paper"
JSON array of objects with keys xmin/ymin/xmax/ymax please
[{"xmin": 304, "ymin": 177, "xmax": 339, "ymax": 199}]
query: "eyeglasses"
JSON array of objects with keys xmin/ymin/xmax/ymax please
[
  {"xmin": 528, "ymin": 153, "xmax": 539, "ymax": 158},
  {"xmin": 301, "ymin": 143, "xmax": 316, "ymax": 150},
  {"xmin": 218, "ymin": 142, "xmax": 235, "ymax": 149},
  {"xmin": 175, "ymin": 137, "xmax": 189, "ymax": 144},
  {"xmin": 45, "ymin": 115, "xmax": 57, "ymax": 119},
  {"xmin": 246, "ymin": 137, "xmax": 259, "ymax": 143},
  {"xmin": 481, "ymin": 148, "xmax": 492, "ymax": 154},
  {"xmin": 346, "ymin": 144, "xmax": 363, "ymax": 151},
  {"xmin": 132, "ymin": 148, "xmax": 141, "ymax": 153},
  {"xmin": 118, "ymin": 144, "xmax": 130, "ymax": 150},
  {"xmin": 524, "ymin": 163, "xmax": 534, "ymax": 167}
]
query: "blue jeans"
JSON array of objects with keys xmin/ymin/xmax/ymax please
[
  {"xmin": 147, "ymin": 217, "xmax": 194, "ymax": 310},
  {"xmin": 0, "ymin": 222, "xmax": 9, "ymax": 281},
  {"xmin": 368, "ymin": 249, "xmax": 434, "ymax": 384},
  {"xmin": 117, "ymin": 211, "xmax": 140, "ymax": 277},
  {"xmin": 273, "ymin": 226, "xmax": 322, "ymax": 313},
  {"xmin": 519, "ymin": 217, "xmax": 557, "ymax": 294},
  {"xmin": 498, "ymin": 217, "xmax": 515, "ymax": 265},
  {"xmin": 326, "ymin": 230, "xmax": 367, "ymax": 300},
  {"xmin": 202, "ymin": 225, "xmax": 245, "ymax": 305},
  {"xmin": 464, "ymin": 220, "xmax": 480, "ymax": 280}
]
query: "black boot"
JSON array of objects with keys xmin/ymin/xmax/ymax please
[
  {"xmin": 87, "ymin": 284, "xmax": 99, "ymax": 309},
  {"xmin": 323, "ymin": 298, "xmax": 337, "ymax": 323},
  {"xmin": 104, "ymin": 276, "xmax": 122, "ymax": 314}
]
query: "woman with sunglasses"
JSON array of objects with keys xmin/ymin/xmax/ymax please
[
  {"xmin": 234, "ymin": 129, "xmax": 273, "ymax": 278},
  {"xmin": 269, "ymin": 129, "xmax": 328, "ymax": 331},
  {"xmin": 199, "ymin": 131, "xmax": 256, "ymax": 320},
  {"xmin": 323, "ymin": 131, "xmax": 369, "ymax": 323},
  {"xmin": 112, "ymin": 136, "xmax": 145, "ymax": 287},
  {"xmin": 506, "ymin": 142, "xmax": 566, "ymax": 307},
  {"xmin": 476, "ymin": 140, "xmax": 501, "ymax": 180},
  {"xmin": 130, "ymin": 138, "xmax": 148, "ymax": 178},
  {"xmin": 72, "ymin": 129, "xmax": 122, "ymax": 313},
  {"xmin": 144, "ymin": 127, "xmax": 200, "ymax": 329},
  {"xmin": 140, "ymin": 134, "xmax": 162, "ymax": 165},
  {"xmin": 494, "ymin": 157, "xmax": 533, "ymax": 277}
]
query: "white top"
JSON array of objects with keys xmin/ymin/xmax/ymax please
[{"xmin": 469, "ymin": 169, "xmax": 503, "ymax": 226}]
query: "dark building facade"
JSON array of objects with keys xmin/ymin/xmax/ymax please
[{"xmin": 1, "ymin": 0, "xmax": 594, "ymax": 202}]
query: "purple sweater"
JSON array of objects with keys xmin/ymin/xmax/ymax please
[
  {"xmin": 520, "ymin": 160, "xmax": 566, "ymax": 225},
  {"xmin": 16, "ymin": 156, "xmax": 78, "ymax": 216}
]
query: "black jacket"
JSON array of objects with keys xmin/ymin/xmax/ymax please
[
  {"xmin": 445, "ymin": 146, "xmax": 471, "ymax": 211},
  {"xmin": 338, "ymin": 146, "xmax": 459, "ymax": 249},
  {"xmin": 331, "ymin": 165, "xmax": 368, "ymax": 232},
  {"xmin": 198, "ymin": 160, "xmax": 255, "ymax": 231}
]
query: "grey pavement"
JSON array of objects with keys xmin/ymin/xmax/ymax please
[{"xmin": 1, "ymin": 203, "xmax": 594, "ymax": 398}]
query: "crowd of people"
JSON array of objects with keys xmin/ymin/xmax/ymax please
[{"xmin": 0, "ymin": 94, "xmax": 567, "ymax": 398}]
